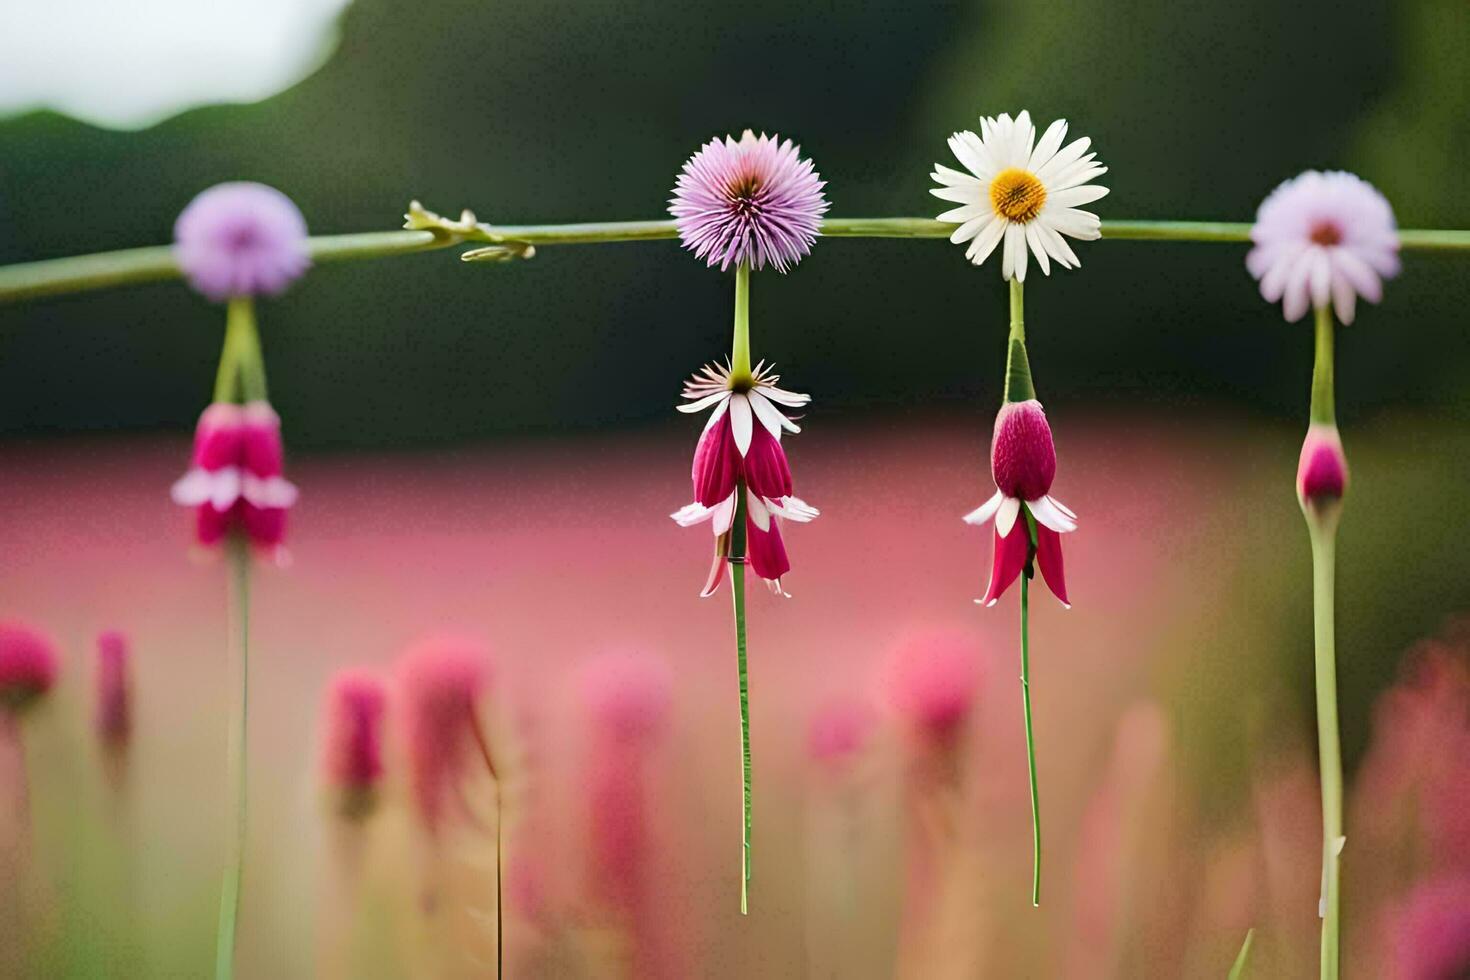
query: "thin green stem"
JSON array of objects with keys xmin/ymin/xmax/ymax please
[
  {"xmin": 215, "ymin": 541, "xmax": 252, "ymax": 980},
  {"xmin": 212, "ymin": 301, "xmax": 251, "ymax": 404},
  {"xmin": 1309, "ymin": 521, "xmax": 1343, "ymax": 980},
  {"xmin": 1003, "ymin": 278, "xmax": 1035, "ymax": 403},
  {"xmin": 1310, "ymin": 305, "xmax": 1336, "ymax": 426},
  {"xmin": 6, "ymin": 220, "xmax": 1469, "ymax": 305},
  {"xmin": 729, "ymin": 486, "xmax": 751, "ymax": 916},
  {"xmin": 1020, "ymin": 557, "xmax": 1041, "ymax": 908},
  {"xmin": 1228, "ymin": 928, "xmax": 1256, "ymax": 980},
  {"xmin": 730, "ymin": 264, "xmax": 752, "ymax": 387}
]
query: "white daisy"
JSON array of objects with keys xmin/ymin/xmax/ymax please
[{"xmin": 930, "ymin": 110, "xmax": 1109, "ymax": 281}]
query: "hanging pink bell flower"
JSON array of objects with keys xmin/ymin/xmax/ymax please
[
  {"xmin": 1297, "ymin": 423, "xmax": 1349, "ymax": 506},
  {"xmin": 170, "ymin": 400, "xmax": 298, "ymax": 557},
  {"xmin": 671, "ymin": 360, "xmax": 819, "ymax": 596},
  {"xmin": 963, "ymin": 399, "xmax": 1075, "ymax": 607}
]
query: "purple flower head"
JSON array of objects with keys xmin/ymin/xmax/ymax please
[
  {"xmin": 669, "ymin": 130, "xmax": 829, "ymax": 273},
  {"xmin": 174, "ymin": 182, "xmax": 310, "ymax": 301},
  {"xmin": 1246, "ymin": 170, "xmax": 1399, "ymax": 325}
]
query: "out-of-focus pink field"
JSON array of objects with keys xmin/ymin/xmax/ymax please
[{"xmin": 1, "ymin": 411, "xmax": 1466, "ymax": 977}]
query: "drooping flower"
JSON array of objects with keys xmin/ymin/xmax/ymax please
[
  {"xmin": 671, "ymin": 360, "xmax": 819, "ymax": 596},
  {"xmin": 931, "ymin": 110, "xmax": 1108, "ymax": 281},
  {"xmin": 320, "ymin": 668, "xmax": 389, "ymax": 817},
  {"xmin": 174, "ymin": 182, "xmax": 310, "ymax": 301},
  {"xmin": 1298, "ymin": 423, "xmax": 1349, "ymax": 506},
  {"xmin": 963, "ymin": 399, "xmax": 1075, "ymax": 606},
  {"xmin": 669, "ymin": 130, "xmax": 829, "ymax": 273},
  {"xmin": 95, "ymin": 630, "xmax": 131, "ymax": 746},
  {"xmin": 1246, "ymin": 170, "xmax": 1400, "ymax": 325},
  {"xmin": 0, "ymin": 621, "xmax": 58, "ymax": 712},
  {"xmin": 170, "ymin": 400, "xmax": 298, "ymax": 558},
  {"xmin": 395, "ymin": 635, "xmax": 491, "ymax": 832}
]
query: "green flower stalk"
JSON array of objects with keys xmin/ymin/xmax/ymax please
[
  {"xmin": 668, "ymin": 130, "xmax": 828, "ymax": 912},
  {"xmin": 1247, "ymin": 168, "xmax": 1401, "ymax": 980}
]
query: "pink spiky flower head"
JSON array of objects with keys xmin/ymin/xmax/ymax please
[
  {"xmin": 1389, "ymin": 875, "xmax": 1470, "ymax": 980},
  {"xmin": 963, "ymin": 399, "xmax": 1075, "ymax": 607},
  {"xmin": 95, "ymin": 630, "xmax": 131, "ymax": 746},
  {"xmin": 395, "ymin": 635, "xmax": 491, "ymax": 832},
  {"xmin": 0, "ymin": 621, "xmax": 59, "ymax": 713},
  {"xmin": 321, "ymin": 668, "xmax": 389, "ymax": 818},
  {"xmin": 171, "ymin": 400, "xmax": 298, "ymax": 559},
  {"xmin": 671, "ymin": 361, "xmax": 820, "ymax": 596},
  {"xmin": 1246, "ymin": 170, "xmax": 1399, "ymax": 325},
  {"xmin": 174, "ymin": 182, "xmax": 310, "ymax": 301},
  {"xmin": 884, "ymin": 631, "xmax": 983, "ymax": 745},
  {"xmin": 1298, "ymin": 423, "xmax": 1349, "ymax": 507},
  {"xmin": 670, "ymin": 130, "xmax": 829, "ymax": 273}
]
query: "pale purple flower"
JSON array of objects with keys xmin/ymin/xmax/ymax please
[
  {"xmin": 174, "ymin": 182, "xmax": 310, "ymax": 301},
  {"xmin": 669, "ymin": 130, "xmax": 828, "ymax": 273},
  {"xmin": 1247, "ymin": 170, "xmax": 1400, "ymax": 325}
]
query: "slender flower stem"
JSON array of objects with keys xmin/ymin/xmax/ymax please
[
  {"xmin": 5, "ymin": 220, "xmax": 1469, "ymax": 305},
  {"xmin": 1305, "ymin": 303, "xmax": 1343, "ymax": 980},
  {"xmin": 1228, "ymin": 928, "xmax": 1256, "ymax": 980},
  {"xmin": 729, "ymin": 485, "xmax": 752, "ymax": 915},
  {"xmin": 215, "ymin": 541, "xmax": 252, "ymax": 980},
  {"xmin": 1004, "ymin": 279, "xmax": 1035, "ymax": 403},
  {"xmin": 729, "ymin": 263, "xmax": 752, "ymax": 387},
  {"xmin": 1020, "ymin": 531, "xmax": 1041, "ymax": 908}
]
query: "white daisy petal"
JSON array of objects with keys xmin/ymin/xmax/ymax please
[
  {"xmin": 757, "ymin": 384, "xmax": 810, "ymax": 408},
  {"xmin": 1034, "ymin": 136, "xmax": 1092, "ymax": 184},
  {"xmin": 1028, "ymin": 118, "xmax": 1068, "ymax": 173},
  {"xmin": 966, "ymin": 217, "xmax": 1008, "ymax": 267},
  {"xmin": 747, "ymin": 388, "xmax": 798, "ymax": 439},
  {"xmin": 930, "ymin": 185, "xmax": 982, "ymax": 205},
  {"xmin": 949, "ymin": 213, "xmax": 993, "ymax": 245},
  {"xmin": 932, "ymin": 164, "xmax": 981, "ymax": 188},
  {"xmin": 1048, "ymin": 184, "xmax": 1110, "ymax": 209},
  {"xmin": 947, "ymin": 132, "xmax": 990, "ymax": 180},
  {"xmin": 996, "ymin": 496, "xmax": 1022, "ymax": 538},
  {"xmin": 962, "ymin": 490, "xmax": 1005, "ymax": 526},
  {"xmin": 1025, "ymin": 224, "xmax": 1051, "ymax": 276},
  {"xmin": 678, "ymin": 389, "xmax": 730, "ymax": 414},
  {"xmin": 728, "ymin": 394, "xmax": 754, "ymax": 456},
  {"xmin": 1007, "ymin": 224, "xmax": 1029, "ymax": 282},
  {"xmin": 938, "ymin": 203, "xmax": 989, "ymax": 225}
]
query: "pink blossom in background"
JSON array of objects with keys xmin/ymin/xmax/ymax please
[
  {"xmin": 807, "ymin": 696, "xmax": 877, "ymax": 774},
  {"xmin": 1297, "ymin": 424, "xmax": 1349, "ymax": 505},
  {"xmin": 395, "ymin": 636, "xmax": 491, "ymax": 832},
  {"xmin": 672, "ymin": 361, "xmax": 819, "ymax": 596},
  {"xmin": 170, "ymin": 400, "xmax": 298, "ymax": 558},
  {"xmin": 669, "ymin": 130, "xmax": 828, "ymax": 273},
  {"xmin": 1246, "ymin": 170, "xmax": 1399, "ymax": 324},
  {"xmin": 95, "ymin": 629, "xmax": 131, "ymax": 745},
  {"xmin": 883, "ymin": 631, "xmax": 982, "ymax": 747},
  {"xmin": 0, "ymin": 620, "xmax": 58, "ymax": 711},
  {"xmin": 964, "ymin": 398, "xmax": 1075, "ymax": 607},
  {"xmin": 174, "ymin": 181, "xmax": 310, "ymax": 301},
  {"xmin": 1389, "ymin": 875, "xmax": 1470, "ymax": 980},
  {"xmin": 320, "ymin": 668, "xmax": 388, "ymax": 813}
]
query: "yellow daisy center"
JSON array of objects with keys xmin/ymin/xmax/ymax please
[{"xmin": 989, "ymin": 168, "xmax": 1047, "ymax": 223}]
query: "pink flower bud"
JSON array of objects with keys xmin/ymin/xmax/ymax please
[
  {"xmin": 884, "ymin": 631, "xmax": 982, "ymax": 742},
  {"xmin": 1297, "ymin": 424, "xmax": 1349, "ymax": 504},
  {"xmin": 320, "ymin": 669, "xmax": 388, "ymax": 813},
  {"xmin": 193, "ymin": 402, "xmax": 246, "ymax": 470},
  {"xmin": 991, "ymin": 399, "xmax": 1057, "ymax": 501},
  {"xmin": 172, "ymin": 400, "xmax": 298, "ymax": 554},
  {"xmin": 0, "ymin": 621, "xmax": 58, "ymax": 711},
  {"xmin": 396, "ymin": 636, "xmax": 491, "ymax": 831},
  {"xmin": 95, "ymin": 630, "xmax": 131, "ymax": 745}
]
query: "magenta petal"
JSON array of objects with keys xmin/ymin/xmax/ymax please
[
  {"xmin": 1035, "ymin": 525, "xmax": 1070, "ymax": 607},
  {"xmin": 743, "ymin": 424, "xmax": 794, "ymax": 500},
  {"xmin": 195, "ymin": 502, "xmax": 233, "ymax": 546},
  {"xmin": 194, "ymin": 403, "xmax": 245, "ymax": 470},
  {"xmin": 691, "ymin": 414, "xmax": 740, "ymax": 507},
  {"xmin": 243, "ymin": 503, "xmax": 287, "ymax": 548},
  {"xmin": 981, "ymin": 522, "xmax": 1029, "ymax": 606},
  {"xmin": 746, "ymin": 514, "xmax": 791, "ymax": 584},
  {"xmin": 241, "ymin": 401, "xmax": 285, "ymax": 477},
  {"xmin": 991, "ymin": 400, "xmax": 1057, "ymax": 500}
]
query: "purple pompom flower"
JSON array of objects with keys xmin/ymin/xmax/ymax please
[
  {"xmin": 1246, "ymin": 170, "xmax": 1400, "ymax": 325},
  {"xmin": 669, "ymin": 130, "xmax": 828, "ymax": 273},
  {"xmin": 174, "ymin": 182, "xmax": 310, "ymax": 301}
]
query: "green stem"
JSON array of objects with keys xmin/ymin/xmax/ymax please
[
  {"xmin": 1004, "ymin": 278, "xmax": 1036, "ymax": 403},
  {"xmin": 1310, "ymin": 305, "xmax": 1335, "ymax": 426},
  {"xmin": 1309, "ymin": 521, "xmax": 1343, "ymax": 980},
  {"xmin": 729, "ymin": 486, "xmax": 751, "ymax": 915},
  {"xmin": 6, "ymin": 220, "xmax": 1470, "ymax": 305},
  {"xmin": 215, "ymin": 541, "xmax": 252, "ymax": 980},
  {"xmin": 1020, "ymin": 548, "xmax": 1041, "ymax": 908},
  {"xmin": 730, "ymin": 264, "xmax": 752, "ymax": 387},
  {"xmin": 212, "ymin": 300, "xmax": 250, "ymax": 404},
  {"xmin": 1228, "ymin": 928, "xmax": 1256, "ymax": 980}
]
